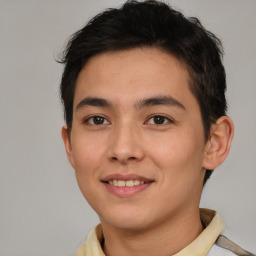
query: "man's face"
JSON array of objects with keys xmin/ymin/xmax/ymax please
[{"xmin": 63, "ymin": 48, "xmax": 208, "ymax": 231}]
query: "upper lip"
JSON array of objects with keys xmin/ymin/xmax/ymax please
[{"xmin": 101, "ymin": 174, "xmax": 154, "ymax": 183}]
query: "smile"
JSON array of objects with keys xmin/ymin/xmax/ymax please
[
  {"xmin": 108, "ymin": 180, "xmax": 145, "ymax": 187},
  {"xmin": 102, "ymin": 174, "xmax": 153, "ymax": 197}
]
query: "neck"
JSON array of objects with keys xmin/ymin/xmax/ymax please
[{"xmin": 101, "ymin": 207, "xmax": 203, "ymax": 256}]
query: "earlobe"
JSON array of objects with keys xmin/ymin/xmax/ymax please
[
  {"xmin": 202, "ymin": 116, "xmax": 234, "ymax": 170},
  {"xmin": 61, "ymin": 125, "xmax": 75, "ymax": 168}
]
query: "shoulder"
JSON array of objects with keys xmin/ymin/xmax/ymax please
[
  {"xmin": 208, "ymin": 235, "xmax": 255, "ymax": 256},
  {"xmin": 75, "ymin": 224, "xmax": 105, "ymax": 256},
  {"xmin": 75, "ymin": 241, "xmax": 86, "ymax": 256}
]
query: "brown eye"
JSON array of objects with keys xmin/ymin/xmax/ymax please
[
  {"xmin": 147, "ymin": 115, "xmax": 172, "ymax": 125},
  {"xmin": 84, "ymin": 116, "xmax": 110, "ymax": 125},
  {"xmin": 153, "ymin": 116, "xmax": 165, "ymax": 124},
  {"xmin": 93, "ymin": 116, "xmax": 105, "ymax": 125}
]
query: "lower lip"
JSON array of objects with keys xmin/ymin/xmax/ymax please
[{"xmin": 103, "ymin": 182, "xmax": 153, "ymax": 197}]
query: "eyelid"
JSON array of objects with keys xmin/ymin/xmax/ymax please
[
  {"xmin": 145, "ymin": 114, "xmax": 174, "ymax": 125},
  {"xmin": 83, "ymin": 115, "xmax": 111, "ymax": 125}
]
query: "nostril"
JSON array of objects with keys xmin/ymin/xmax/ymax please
[{"xmin": 110, "ymin": 156, "xmax": 137, "ymax": 162}]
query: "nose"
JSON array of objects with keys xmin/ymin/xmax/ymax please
[{"xmin": 108, "ymin": 123, "xmax": 145, "ymax": 164}]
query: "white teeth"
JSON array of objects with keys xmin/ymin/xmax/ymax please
[
  {"xmin": 107, "ymin": 179, "xmax": 146, "ymax": 187},
  {"xmin": 125, "ymin": 180, "xmax": 134, "ymax": 187},
  {"xmin": 134, "ymin": 180, "xmax": 140, "ymax": 185},
  {"xmin": 117, "ymin": 180, "xmax": 125, "ymax": 187}
]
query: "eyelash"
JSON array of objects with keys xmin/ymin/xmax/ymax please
[
  {"xmin": 83, "ymin": 114, "xmax": 173, "ymax": 126},
  {"xmin": 83, "ymin": 115, "xmax": 110, "ymax": 125},
  {"xmin": 145, "ymin": 115, "xmax": 173, "ymax": 126}
]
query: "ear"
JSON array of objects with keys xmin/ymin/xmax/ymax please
[
  {"xmin": 202, "ymin": 116, "xmax": 234, "ymax": 170},
  {"xmin": 61, "ymin": 125, "xmax": 75, "ymax": 168}
]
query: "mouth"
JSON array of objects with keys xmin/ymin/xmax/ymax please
[
  {"xmin": 104, "ymin": 179, "xmax": 146, "ymax": 187},
  {"xmin": 101, "ymin": 174, "xmax": 154, "ymax": 197}
]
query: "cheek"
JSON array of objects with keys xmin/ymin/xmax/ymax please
[
  {"xmin": 147, "ymin": 130, "xmax": 205, "ymax": 175},
  {"xmin": 70, "ymin": 135, "xmax": 107, "ymax": 207},
  {"xmin": 149, "ymin": 134, "xmax": 205, "ymax": 208},
  {"xmin": 71, "ymin": 133, "xmax": 107, "ymax": 176}
]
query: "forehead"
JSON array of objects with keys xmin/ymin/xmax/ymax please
[{"xmin": 74, "ymin": 47, "xmax": 197, "ymax": 110}]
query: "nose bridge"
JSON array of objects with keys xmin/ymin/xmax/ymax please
[{"xmin": 109, "ymin": 119, "xmax": 144, "ymax": 163}]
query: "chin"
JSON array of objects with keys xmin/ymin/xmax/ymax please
[
  {"xmin": 99, "ymin": 208, "xmax": 154, "ymax": 231},
  {"xmin": 105, "ymin": 219, "xmax": 152, "ymax": 232}
]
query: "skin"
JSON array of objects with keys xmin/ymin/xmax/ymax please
[{"xmin": 62, "ymin": 47, "xmax": 233, "ymax": 256}]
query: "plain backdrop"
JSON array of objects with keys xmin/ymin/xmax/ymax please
[{"xmin": 0, "ymin": 0, "xmax": 255, "ymax": 255}]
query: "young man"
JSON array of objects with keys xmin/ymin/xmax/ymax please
[{"xmin": 60, "ymin": 1, "xmax": 254, "ymax": 255}]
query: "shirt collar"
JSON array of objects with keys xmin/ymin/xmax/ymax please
[
  {"xmin": 173, "ymin": 208, "xmax": 224, "ymax": 256},
  {"xmin": 75, "ymin": 208, "xmax": 224, "ymax": 256}
]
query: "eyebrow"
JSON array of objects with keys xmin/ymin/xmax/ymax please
[
  {"xmin": 76, "ymin": 95, "xmax": 185, "ymax": 111},
  {"xmin": 135, "ymin": 95, "xmax": 185, "ymax": 110},
  {"xmin": 76, "ymin": 97, "xmax": 112, "ymax": 111}
]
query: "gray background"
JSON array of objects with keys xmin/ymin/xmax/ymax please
[{"xmin": 0, "ymin": 0, "xmax": 255, "ymax": 255}]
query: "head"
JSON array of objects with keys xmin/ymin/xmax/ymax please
[
  {"xmin": 60, "ymin": 0, "xmax": 228, "ymax": 186},
  {"xmin": 60, "ymin": 0, "xmax": 234, "ymax": 233}
]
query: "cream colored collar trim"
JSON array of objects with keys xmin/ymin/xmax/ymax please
[
  {"xmin": 75, "ymin": 208, "xmax": 224, "ymax": 256},
  {"xmin": 173, "ymin": 208, "xmax": 224, "ymax": 256},
  {"xmin": 75, "ymin": 225, "xmax": 105, "ymax": 256}
]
